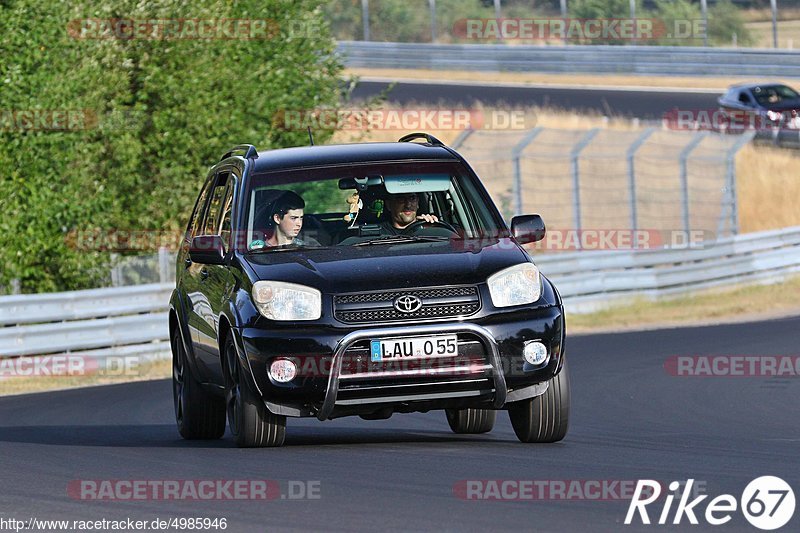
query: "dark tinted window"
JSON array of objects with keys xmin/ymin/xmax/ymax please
[
  {"xmin": 201, "ymin": 173, "xmax": 230, "ymax": 235},
  {"xmin": 752, "ymin": 85, "xmax": 800, "ymax": 106},
  {"xmin": 187, "ymin": 175, "xmax": 213, "ymax": 239}
]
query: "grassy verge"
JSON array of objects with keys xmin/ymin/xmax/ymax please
[
  {"xmin": 4, "ymin": 277, "xmax": 799, "ymax": 396},
  {"xmin": 0, "ymin": 358, "xmax": 171, "ymax": 397},
  {"xmin": 745, "ymin": 19, "xmax": 800, "ymax": 49},
  {"xmin": 568, "ymin": 275, "xmax": 800, "ymax": 334},
  {"xmin": 345, "ymin": 67, "xmax": 787, "ymax": 91}
]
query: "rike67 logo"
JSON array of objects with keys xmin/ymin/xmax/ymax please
[{"xmin": 625, "ymin": 477, "xmax": 795, "ymax": 530}]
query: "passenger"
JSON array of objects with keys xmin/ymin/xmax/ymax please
[
  {"xmin": 254, "ymin": 191, "xmax": 318, "ymax": 248},
  {"xmin": 380, "ymin": 192, "xmax": 439, "ymax": 235}
]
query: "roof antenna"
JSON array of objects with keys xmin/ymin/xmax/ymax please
[{"xmin": 307, "ymin": 126, "xmax": 315, "ymax": 146}]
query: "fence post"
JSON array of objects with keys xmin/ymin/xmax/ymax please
[
  {"xmin": 158, "ymin": 247, "xmax": 170, "ymax": 284},
  {"xmin": 570, "ymin": 128, "xmax": 600, "ymax": 248},
  {"xmin": 720, "ymin": 131, "xmax": 756, "ymax": 236},
  {"xmin": 429, "ymin": 0, "xmax": 437, "ymax": 43},
  {"xmin": 626, "ymin": 128, "xmax": 656, "ymax": 233},
  {"xmin": 450, "ymin": 127, "xmax": 474, "ymax": 150},
  {"xmin": 679, "ymin": 132, "xmax": 708, "ymax": 234},
  {"xmin": 511, "ymin": 127, "xmax": 544, "ymax": 217},
  {"xmin": 361, "ymin": 0, "xmax": 370, "ymax": 41}
]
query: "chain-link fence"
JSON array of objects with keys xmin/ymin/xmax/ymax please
[
  {"xmin": 454, "ymin": 127, "xmax": 755, "ymax": 242},
  {"xmin": 109, "ymin": 247, "xmax": 176, "ymax": 287},
  {"xmin": 19, "ymin": 127, "xmax": 751, "ymax": 290}
]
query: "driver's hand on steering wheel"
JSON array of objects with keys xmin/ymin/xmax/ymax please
[{"xmin": 416, "ymin": 214, "xmax": 439, "ymax": 224}]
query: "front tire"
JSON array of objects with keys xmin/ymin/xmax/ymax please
[
  {"xmin": 445, "ymin": 408, "xmax": 496, "ymax": 434},
  {"xmin": 223, "ymin": 336, "xmax": 286, "ymax": 448},
  {"xmin": 507, "ymin": 357, "xmax": 570, "ymax": 443},
  {"xmin": 172, "ymin": 327, "xmax": 226, "ymax": 440}
]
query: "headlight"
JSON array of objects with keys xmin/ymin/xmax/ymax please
[
  {"xmin": 252, "ymin": 281, "xmax": 321, "ymax": 321},
  {"xmin": 487, "ymin": 263, "xmax": 541, "ymax": 307}
]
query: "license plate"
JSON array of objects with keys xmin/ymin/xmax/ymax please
[{"xmin": 370, "ymin": 335, "xmax": 458, "ymax": 362}]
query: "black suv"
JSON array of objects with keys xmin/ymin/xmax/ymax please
[{"xmin": 170, "ymin": 133, "xmax": 569, "ymax": 447}]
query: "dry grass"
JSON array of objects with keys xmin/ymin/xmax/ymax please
[
  {"xmin": 345, "ymin": 67, "xmax": 789, "ymax": 91},
  {"xmin": 741, "ymin": 8, "xmax": 800, "ymax": 23},
  {"xmin": 568, "ymin": 275, "xmax": 800, "ymax": 334},
  {"xmin": 745, "ymin": 19, "xmax": 800, "ymax": 49},
  {"xmin": 333, "ymin": 104, "xmax": 800, "ymax": 234},
  {"xmin": 737, "ymin": 142, "xmax": 800, "ymax": 232},
  {"xmin": 0, "ymin": 358, "xmax": 171, "ymax": 397}
]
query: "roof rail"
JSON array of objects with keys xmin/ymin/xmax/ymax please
[
  {"xmin": 220, "ymin": 144, "xmax": 258, "ymax": 161},
  {"xmin": 397, "ymin": 132, "xmax": 445, "ymax": 146}
]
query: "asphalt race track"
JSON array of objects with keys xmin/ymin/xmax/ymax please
[
  {"xmin": 1, "ymin": 316, "xmax": 797, "ymax": 532},
  {"xmin": 350, "ymin": 80, "xmax": 720, "ymax": 119}
]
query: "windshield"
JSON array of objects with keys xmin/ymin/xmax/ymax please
[
  {"xmin": 241, "ymin": 161, "xmax": 504, "ymax": 252},
  {"xmin": 752, "ymin": 85, "xmax": 800, "ymax": 106}
]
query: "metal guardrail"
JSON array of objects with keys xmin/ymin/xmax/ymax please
[
  {"xmin": 337, "ymin": 41, "xmax": 800, "ymax": 77},
  {"xmin": 0, "ymin": 283, "xmax": 172, "ymax": 373},
  {"xmin": 1, "ymin": 226, "xmax": 799, "ymax": 367},
  {"xmin": 537, "ymin": 226, "xmax": 800, "ymax": 313}
]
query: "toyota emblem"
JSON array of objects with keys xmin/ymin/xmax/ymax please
[{"xmin": 393, "ymin": 295, "xmax": 422, "ymax": 313}]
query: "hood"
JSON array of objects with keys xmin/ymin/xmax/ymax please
[{"xmin": 242, "ymin": 238, "xmax": 530, "ymax": 294}]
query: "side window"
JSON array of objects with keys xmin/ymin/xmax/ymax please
[
  {"xmin": 201, "ymin": 173, "xmax": 230, "ymax": 235},
  {"xmin": 218, "ymin": 182, "xmax": 234, "ymax": 252},
  {"xmin": 187, "ymin": 175, "xmax": 214, "ymax": 239},
  {"xmin": 738, "ymin": 91, "xmax": 753, "ymax": 105}
]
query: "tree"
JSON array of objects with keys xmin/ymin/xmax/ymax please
[{"xmin": 0, "ymin": 0, "xmax": 344, "ymax": 293}]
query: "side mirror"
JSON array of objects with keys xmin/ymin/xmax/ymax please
[
  {"xmin": 510, "ymin": 214, "xmax": 546, "ymax": 244},
  {"xmin": 189, "ymin": 235, "xmax": 226, "ymax": 265}
]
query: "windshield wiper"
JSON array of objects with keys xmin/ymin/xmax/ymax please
[{"xmin": 352, "ymin": 235, "xmax": 450, "ymax": 246}]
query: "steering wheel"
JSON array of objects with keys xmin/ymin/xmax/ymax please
[{"xmin": 404, "ymin": 219, "xmax": 459, "ymax": 235}]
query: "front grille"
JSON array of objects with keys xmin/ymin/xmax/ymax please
[{"xmin": 334, "ymin": 286, "xmax": 480, "ymax": 324}]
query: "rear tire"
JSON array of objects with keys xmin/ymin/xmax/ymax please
[
  {"xmin": 172, "ymin": 327, "xmax": 226, "ymax": 440},
  {"xmin": 508, "ymin": 357, "xmax": 570, "ymax": 443},
  {"xmin": 223, "ymin": 336, "xmax": 286, "ymax": 448},
  {"xmin": 445, "ymin": 408, "xmax": 496, "ymax": 434}
]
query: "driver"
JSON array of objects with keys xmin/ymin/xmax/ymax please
[{"xmin": 380, "ymin": 192, "xmax": 439, "ymax": 235}]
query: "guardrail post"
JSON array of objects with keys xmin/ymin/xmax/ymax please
[
  {"xmin": 678, "ymin": 132, "xmax": 708, "ymax": 234},
  {"xmin": 720, "ymin": 130, "xmax": 756, "ymax": 236},
  {"xmin": 511, "ymin": 127, "xmax": 544, "ymax": 217},
  {"xmin": 626, "ymin": 128, "xmax": 656, "ymax": 233},
  {"xmin": 570, "ymin": 128, "xmax": 600, "ymax": 248},
  {"xmin": 10, "ymin": 279, "xmax": 20, "ymax": 295}
]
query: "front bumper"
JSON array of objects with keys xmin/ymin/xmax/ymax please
[{"xmin": 236, "ymin": 305, "xmax": 564, "ymax": 419}]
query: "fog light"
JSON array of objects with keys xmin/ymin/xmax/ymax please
[
  {"xmin": 523, "ymin": 341, "xmax": 549, "ymax": 366},
  {"xmin": 269, "ymin": 359, "xmax": 297, "ymax": 383}
]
